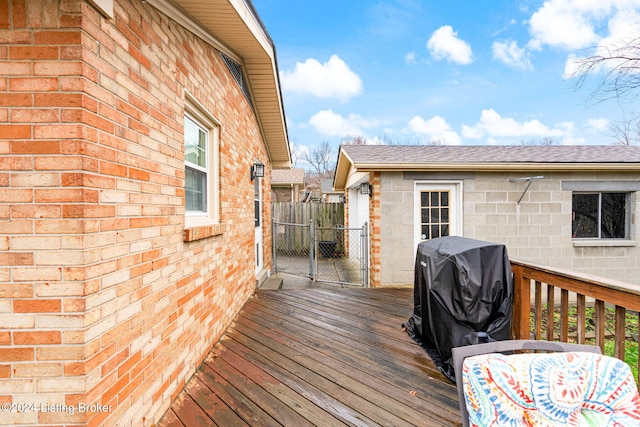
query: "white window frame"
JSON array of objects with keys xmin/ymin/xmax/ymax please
[
  {"xmin": 184, "ymin": 93, "xmax": 220, "ymax": 228},
  {"xmin": 571, "ymin": 191, "xmax": 632, "ymax": 241}
]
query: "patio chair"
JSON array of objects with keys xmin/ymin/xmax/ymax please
[{"xmin": 452, "ymin": 340, "xmax": 640, "ymax": 427}]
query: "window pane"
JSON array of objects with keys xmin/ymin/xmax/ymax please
[
  {"xmin": 441, "ymin": 208, "xmax": 449, "ymax": 223},
  {"xmin": 441, "ymin": 224, "xmax": 449, "ymax": 237},
  {"xmin": 601, "ymin": 193, "xmax": 626, "ymax": 238},
  {"xmin": 431, "ymin": 225, "xmax": 439, "ymax": 239},
  {"xmin": 255, "ymin": 200, "xmax": 261, "ymax": 227},
  {"xmin": 186, "ymin": 166, "xmax": 206, "ymax": 212},
  {"xmin": 185, "ymin": 117, "xmax": 207, "ymax": 168},
  {"xmin": 430, "ymin": 208, "xmax": 439, "ymax": 223},
  {"xmin": 441, "ymin": 192, "xmax": 449, "ymax": 207},
  {"xmin": 572, "ymin": 194, "xmax": 598, "ymax": 238},
  {"xmin": 421, "ymin": 208, "xmax": 429, "ymax": 223},
  {"xmin": 430, "ymin": 192, "xmax": 439, "ymax": 207},
  {"xmin": 421, "ymin": 225, "xmax": 429, "ymax": 239},
  {"xmin": 421, "ymin": 192, "xmax": 429, "ymax": 207}
]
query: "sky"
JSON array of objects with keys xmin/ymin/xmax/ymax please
[{"xmin": 251, "ymin": 0, "xmax": 640, "ymax": 166}]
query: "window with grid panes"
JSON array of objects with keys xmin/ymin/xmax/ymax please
[{"xmin": 420, "ymin": 191, "xmax": 450, "ymax": 240}]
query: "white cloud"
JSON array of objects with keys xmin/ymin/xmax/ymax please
[
  {"xmin": 293, "ymin": 143, "xmax": 309, "ymax": 160},
  {"xmin": 492, "ymin": 40, "xmax": 533, "ymax": 71},
  {"xmin": 427, "ymin": 26, "xmax": 473, "ymax": 65},
  {"xmin": 528, "ymin": 0, "xmax": 601, "ymax": 50},
  {"xmin": 563, "ymin": 53, "xmax": 582, "ymax": 78},
  {"xmin": 405, "ymin": 52, "xmax": 417, "ymax": 64},
  {"xmin": 563, "ymin": 9, "xmax": 640, "ymax": 78},
  {"xmin": 308, "ymin": 109, "xmax": 379, "ymax": 137},
  {"xmin": 406, "ymin": 115, "xmax": 462, "ymax": 145},
  {"xmin": 280, "ymin": 55, "xmax": 363, "ymax": 102},
  {"xmin": 587, "ymin": 117, "xmax": 610, "ymax": 132},
  {"xmin": 461, "ymin": 109, "xmax": 572, "ymax": 141},
  {"xmin": 528, "ymin": 0, "xmax": 640, "ymax": 51}
]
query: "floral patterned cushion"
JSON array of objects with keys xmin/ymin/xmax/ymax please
[{"xmin": 462, "ymin": 351, "xmax": 640, "ymax": 426}]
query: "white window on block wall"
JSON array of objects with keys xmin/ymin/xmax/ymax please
[
  {"xmin": 184, "ymin": 94, "xmax": 220, "ymax": 228},
  {"xmin": 572, "ymin": 192, "xmax": 631, "ymax": 239}
]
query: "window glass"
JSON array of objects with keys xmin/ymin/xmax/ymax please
[
  {"xmin": 185, "ymin": 115, "xmax": 208, "ymax": 213},
  {"xmin": 420, "ymin": 190, "xmax": 450, "ymax": 240},
  {"xmin": 254, "ymin": 177, "xmax": 261, "ymax": 227},
  {"xmin": 572, "ymin": 192, "xmax": 629, "ymax": 239},
  {"xmin": 185, "ymin": 167, "xmax": 206, "ymax": 212},
  {"xmin": 572, "ymin": 194, "xmax": 598, "ymax": 238},
  {"xmin": 601, "ymin": 193, "xmax": 626, "ymax": 238}
]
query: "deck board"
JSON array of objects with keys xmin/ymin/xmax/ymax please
[{"xmin": 159, "ymin": 287, "xmax": 462, "ymax": 427}]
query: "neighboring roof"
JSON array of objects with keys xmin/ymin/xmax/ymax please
[
  {"xmin": 271, "ymin": 168, "xmax": 305, "ymax": 185},
  {"xmin": 320, "ymin": 179, "xmax": 340, "ymax": 194},
  {"xmin": 334, "ymin": 145, "xmax": 640, "ymax": 189},
  {"xmin": 147, "ymin": 0, "xmax": 291, "ymax": 168}
]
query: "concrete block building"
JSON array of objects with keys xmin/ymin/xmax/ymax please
[{"xmin": 334, "ymin": 145, "xmax": 640, "ymax": 287}]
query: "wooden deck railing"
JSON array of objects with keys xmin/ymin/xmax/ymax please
[{"xmin": 510, "ymin": 259, "xmax": 640, "ymax": 389}]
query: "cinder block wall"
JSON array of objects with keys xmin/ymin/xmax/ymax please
[
  {"xmin": 377, "ymin": 172, "xmax": 640, "ymax": 286},
  {"xmin": 1, "ymin": 1, "xmax": 270, "ymax": 425},
  {"xmin": 463, "ymin": 172, "xmax": 640, "ymax": 284}
]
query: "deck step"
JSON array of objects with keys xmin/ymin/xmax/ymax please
[{"xmin": 260, "ymin": 277, "xmax": 282, "ymax": 290}]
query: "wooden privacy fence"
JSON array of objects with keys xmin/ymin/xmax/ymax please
[
  {"xmin": 273, "ymin": 202, "xmax": 344, "ymax": 226},
  {"xmin": 272, "ymin": 202, "xmax": 345, "ymax": 253}
]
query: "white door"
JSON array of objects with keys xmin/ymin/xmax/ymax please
[
  {"xmin": 348, "ymin": 186, "xmax": 369, "ymax": 229},
  {"xmin": 414, "ymin": 182, "xmax": 462, "ymax": 250},
  {"xmin": 254, "ymin": 177, "xmax": 263, "ymax": 274}
]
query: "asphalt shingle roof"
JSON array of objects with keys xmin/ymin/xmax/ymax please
[
  {"xmin": 340, "ymin": 145, "xmax": 640, "ymax": 164},
  {"xmin": 271, "ymin": 168, "xmax": 305, "ymax": 184}
]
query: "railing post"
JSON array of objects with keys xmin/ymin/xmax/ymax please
[
  {"xmin": 511, "ymin": 263, "xmax": 530, "ymax": 340},
  {"xmin": 309, "ymin": 219, "xmax": 316, "ymax": 280},
  {"xmin": 362, "ymin": 222, "xmax": 369, "ymax": 288},
  {"xmin": 272, "ymin": 214, "xmax": 277, "ymax": 273}
]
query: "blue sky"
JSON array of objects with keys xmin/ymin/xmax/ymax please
[{"xmin": 252, "ymin": 0, "xmax": 640, "ymax": 164}]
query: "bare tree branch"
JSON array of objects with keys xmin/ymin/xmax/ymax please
[
  {"xmin": 572, "ymin": 36, "xmax": 640, "ymax": 104},
  {"xmin": 301, "ymin": 141, "xmax": 334, "ymax": 178},
  {"xmin": 572, "ymin": 34, "xmax": 640, "ymax": 144}
]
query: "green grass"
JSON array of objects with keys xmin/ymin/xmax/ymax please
[{"xmin": 529, "ymin": 305, "xmax": 639, "ymax": 378}]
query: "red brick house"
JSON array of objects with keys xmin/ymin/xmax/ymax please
[{"xmin": 1, "ymin": 0, "xmax": 290, "ymax": 426}]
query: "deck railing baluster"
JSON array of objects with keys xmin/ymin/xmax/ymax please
[
  {"xmin": 595, "ymin": 300, "xmax": 605, "ymax": 352},
  {"xmin": 615, "ymin": 306, "xmax": 626, "ymax": 360},
  {"xmin": 546, "ymin": 284, "xmax": 555, "ymax": 342},
  {"xmin": 560, "ymin": 289, "xmax": 569, "ymax": 342},
  {"xmin": 576, "ymin": 294, "xmax": 586, "ymax": 344},
  {"xmin": 510, "ymin": 260, "xmax": 640, "ymax": 389},
  {"xmin": 534, "ymin": 281, "xmax": 542, "ymax": 340}
]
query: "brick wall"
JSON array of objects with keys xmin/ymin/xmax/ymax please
[
  {"xmin": 369, "ymin": 172, "xmax": 381, "ymax": 287},
  {"xmin": 1, "ymin": 0, "xmax": 271, "ymax": 425}
]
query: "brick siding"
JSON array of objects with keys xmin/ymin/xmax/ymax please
[{"xmin": 1, "ymin": 1, "xmax": 271, "ymax": 425}]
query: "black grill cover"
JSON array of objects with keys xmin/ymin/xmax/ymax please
[{"xmin": 403, "ymin": 236, "xmax": 513, "ymax": 382}]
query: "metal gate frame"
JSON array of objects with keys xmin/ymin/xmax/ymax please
[{"xmin": 273, "ymin": 219, "xmax": 369, "ymax": 287}]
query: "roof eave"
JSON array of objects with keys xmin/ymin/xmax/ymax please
[
  {"xmin": 149, "ymin": 0, "xmax": 291, "ymax": 168},
  {"xmin": 350, "ymin": 162, "xmax": 640, "ymax": 172},
  {"xmin": 333, "ymin": 147, "xmax": 354, "ymax": 191}
]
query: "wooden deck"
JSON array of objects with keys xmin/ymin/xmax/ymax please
[{"xmin": 158, "ymin": 287, "xmax": 462, "ymax": 427}]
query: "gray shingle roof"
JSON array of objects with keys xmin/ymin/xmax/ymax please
[
  {"xmin": 271, "ymin": 167, "xmax": 305, "ymax": 184},
  {"xmin": 340, "ymin": 145, "xmax": 640, "ymax": 164}
]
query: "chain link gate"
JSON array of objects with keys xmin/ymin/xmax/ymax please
[{"xmin": 273, "ymin": 219, "xmax": 369, "ymax": 287}]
